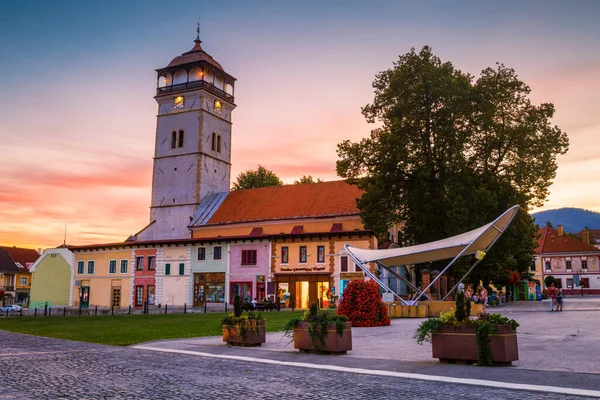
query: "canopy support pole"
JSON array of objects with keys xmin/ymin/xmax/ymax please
[
  {"xmin": 375, "ymin": 261, "xmax": 433, "ymax": 302},
  {"xmin": 344, "ymin": 245, "xmax": 410, "ymax": 305}
]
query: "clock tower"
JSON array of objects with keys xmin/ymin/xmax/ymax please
[{"xmin": 137, "ymin": 28, "xmax": 236, "ymax": 240}]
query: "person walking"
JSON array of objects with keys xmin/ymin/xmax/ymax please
[
  {"xmin": 556, "ymin": 288, "xmax": 564, "ymax": 311},
  {"xmin": 548, "ymin": 282, "xmax": 557, "ymax": 311}
]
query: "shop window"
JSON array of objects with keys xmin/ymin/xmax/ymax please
[
  {"xmin": 112, "ymin": 288, "xmax": 121, "ymax": 307},
  {"xmin": 165, "ymin": 263, "xmax": 171, "ymax": 276},
  {"xmin": 242, "ymin": 250, "xmax": 257, "ymax": 265},
  {"xmin": 213, "ymin": 246, "xmax": 222, "ymax": 260},
  {"xmin": 230, "ymin": 282, "xmax": 252, "ymax": 303},
  {"xmin": 120, "ymin": 260, "xmax": 128, "ymax": 274},
  {"xmin": 179, "ymin": 263, "xmax": 185, "ymax": 275},
  {"xmin": 581, "ymin": 278, "xmax": 590, "ymax": 288},
  {"xmin": 77, "ymin": 261, "xmax": 84, "ymax": 274},
  {"xmin": 341, "ymin": 256, "xmax": 349, "ymax": 273},
  {"xmin": 148, "ymin": 256, "xmax": 156, "ymax": 270},
  {"xmin": 281, "ymin": 247, "xmax": 289, "ymax": 264},
  {"xmin": 109, "ymin": 260, "xmax": 117, "ymax": 274},
  {"xmin": 567, "ymin": 278, "xmax": 573, "ymax": 288},
  {"xmin": 198, "ymin": 247, "xmax": 206, "ymax": 261},
  {"xmin": 136, "ymin": 256, "xmax": 144, "ymax": 271},
  {"xmin": 317, "ymin": 246, "xmax": 325, "ymax": 263},
  {"xmin": 87, "ymin": 261, "xmax": 95, "ymax": 275},
  {"xmin": 299, "ymin": 246, "xmax": 307, "ymax": 263},
  {"xmin": 544, "ymin": 261, "xmax": 551, "ymax": 272},
  {"xmin": 135, "ymin": 286, "xmax": 144, "ymax": 306}
]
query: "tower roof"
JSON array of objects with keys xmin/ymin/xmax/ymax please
[{"xmin": 163, "ymin": 26, "xmax": 225, "ymax": 72}]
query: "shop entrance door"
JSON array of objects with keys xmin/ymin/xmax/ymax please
[
  {"xmin": 194, "ymin": 273, "xmax": 205, "ymax": 307},
  {"xmin": 80, "ymin": 286, "xmax": 90, "ymax": 308},
  {"xmin": 257, "ymin": 283, "xmax": 265, "ymax": 301}
]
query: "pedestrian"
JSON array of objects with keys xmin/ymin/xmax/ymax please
[
  {"xmin": 548, "ymin": 282, "xmax": 557, "ymax": 311},
  {"xmin": 556, "ymin": 288, "xmax": 564, "ymax": 311},
  {"xmin": 251, "ymin": 297, "xmax": 258, "ymax": 309}
]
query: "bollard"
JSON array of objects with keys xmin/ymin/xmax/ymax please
[
  {"xmin": 34, "ymin": 307, "xmax": 37, "ymax": 317},
  {"xmin": 225, "ymin": 302, "xmax": 227, "ymax": 313},
  {"xmin": 111, "ymin": 306, "xmax": 114, "ymax": 315},
  {"xmin": 19, "ymin": 308, "xmax": 22, "ymax": 317},
  {"xmin": 44, "ymin": 302, "xmax": 48, "ymax": 316},
  {"xmin": 5, "ymin": 310, "xmax": 7, "ymax": 318},
  {"xmin": 204, "ymin": 301, "xmax": 207, "ymax": 314},
  {"xmin": 49, "ymin": 307, "xmax": 52, "ymax": 316},
  {"xmin": 79, "ymin": 304, "xmax": 82, "ymax": 316},
  {"xmin": 184, "ymin": 303, "xmax": 186, "ymax": 314},
  {"xmin": 165, "ymin": 304, "xmax": 168, "ymax": 314},
  {"xmin": 64, "ymin": 307, "xmax": 66, "ymax": 317},
  {"xmin": 128, "ymin": 305, "xmax": 131, "ymax": 315},
  {"xmin": 95, "ymin": 306, "xmax": 98, "ymax": 316}
]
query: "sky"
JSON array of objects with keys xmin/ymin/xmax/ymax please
[{"xmin": 1, "ymin": 0, "xmax": 599, "ymax": 249}]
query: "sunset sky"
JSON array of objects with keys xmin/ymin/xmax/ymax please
[{"xmin": 1, "ymin": 1, "xmax": 599, "ymax": 249}]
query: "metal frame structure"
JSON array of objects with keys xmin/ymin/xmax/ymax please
[{"xmin": 344, "ymin": 205, "xmax": 520, "ymax": 305}]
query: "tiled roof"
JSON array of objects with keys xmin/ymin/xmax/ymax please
[
  {"xmin": 577, "ymin": 229, "xmax": 600, "ymax": 244},
  {"xmin": 200, "ymin": 181, "xmax": 363, "ymax": 226},
  {"xmin": 535, "ymin": 227, "xmax": 599, "ymax": 254},
  {"xmin": 165, "ymin": 41, "xmax": 224, "ymax": 71},
  {"xmin": 0, "ymin": 249, "xmax": 20, "ymax": 273},
  {"xmin": 0, "ymin": 246, "xmax": 39, "ymax": 267}
]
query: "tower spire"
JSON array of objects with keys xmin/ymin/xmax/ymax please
[{"xmin": 195, "ymin": 21, "xmax": 201, "ymax": 45}]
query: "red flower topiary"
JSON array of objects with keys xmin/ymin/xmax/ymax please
[{"xmin": 337, "ymin": 279, "xmax": 391, "ymax": 327}]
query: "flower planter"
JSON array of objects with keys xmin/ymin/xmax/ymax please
[
  {"xmin": 222, "ymin": 319, "xmax": 266, "ymax": 347},
  {"xmin": 432, "ymin": 324, "xmax": 518, "ymax": 365},
  {"xmin": 293, "ymin": 321, "xmax": 352, "ymax": 354}
]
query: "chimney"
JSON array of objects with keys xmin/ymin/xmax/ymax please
[
  {"xmin": 582, "ymin": 230, "xmax": 590, "ymax": 245},
  {"xmin": 557, "ymin": 225, "xmax": 564, "ymax": 237}
]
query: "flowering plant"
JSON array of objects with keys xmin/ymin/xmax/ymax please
[{"xmin": 337, "ymin": 280, "xmax": 391, "ymax": 327}]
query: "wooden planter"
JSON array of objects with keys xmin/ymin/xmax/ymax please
[
  {"xmin": 293, "ymin": 321, "xmax": 352, "ymax": 354},
  {"xmin": 432, "ymin": 324, "xmax": 518, "ymax": 365},
  {"xmin": 222, "ymin": 319, "xmax": 266, "ymax": 347}
]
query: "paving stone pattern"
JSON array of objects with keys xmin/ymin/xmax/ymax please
[{"xmin": 0, "ymin": 331, "xmax": 593, "ymax": 400}]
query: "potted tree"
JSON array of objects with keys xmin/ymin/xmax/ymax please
[
  {"xmin": 414, "ymin": 290, "xmax": 519, "ymax": 365},
  {"xmin": 222, "ymin": 295, "xmax": 265, "ymax": 346},
  {"xmin": 284, "ymin": 301, "xmax": 351, "ymax": 354}
]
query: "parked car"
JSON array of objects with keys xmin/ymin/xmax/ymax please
[{"xmin": 0, "ymin": 305, "xmax": 22, "ymax": 313}]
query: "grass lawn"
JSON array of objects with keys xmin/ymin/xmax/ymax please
[{"xmin": 0, "ymin": 311, "xmax": 305, "ymax": 346}]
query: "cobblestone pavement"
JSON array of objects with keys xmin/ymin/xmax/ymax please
[{"xmin": 0, "ymin": 331, "xmax": 595, "ymax": 400}]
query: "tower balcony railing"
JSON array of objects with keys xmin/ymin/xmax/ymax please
[{"xmin": 157, "ymin": 80, "xmax": 234, "ymax": 103}]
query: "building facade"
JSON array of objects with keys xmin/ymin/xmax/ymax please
[
  {"xmin": 29, "ymin": 247, "xmax": 72, "ymax": 307},
  {"xmin": 534, "ymin": 226, "xmax": 600, "ymax": 295}
]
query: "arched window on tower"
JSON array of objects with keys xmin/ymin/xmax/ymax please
[
  {"xmin": 159, "ymin": 74, "xmax": 171, "ymax": 87},
  {"xmin": 178, "ymin": 130, "xmax": 184, "ymax": 148},
  {"xmin": 173, "ymin": 70, "xmax": 187, "ymax": 85},
  {"xmin": 211, "ymin": 133, "xmax": 216, "ymax": 151},
  {"xmin": 217, "ymin": 135, "xmax": 221, "ymax": 153},
  {"xmin": 171, "ymin": 131, "xmax": 177, "ymax": 149},
  {"xmin": 189, "ymin": 67, "xmax": 203, "ymax": 82}
]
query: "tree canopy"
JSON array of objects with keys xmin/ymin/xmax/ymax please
[
  {"xmin": 336, "ymin": 46, "xmax": 569, "ymax": 284},
  {"xmin": 232, "ymin": 165, "xmax": 283, "ymax": 190},
  {"xmin": 294, "ymin": 175, "xmax": 324, "ymax": 184}
]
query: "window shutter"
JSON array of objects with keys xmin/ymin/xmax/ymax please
[
  {"xmin": 165, "ymin": 263, "xmax": 171, "ymax": 276},
  {"xmin": 179, "ymin": 263, "xmax": 185, "ymax": 275}
]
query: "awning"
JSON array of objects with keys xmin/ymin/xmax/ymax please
[{"xmin": 346, "ymin": 205, "xmax": 520, "ymax": 267}]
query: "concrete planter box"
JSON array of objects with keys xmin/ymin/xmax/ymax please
[
  {"xmin": 432, "ymin": 324, "xmax": 518, "ymax": 365},
  {"xmin": 293, "ymin": 321, "xmax": 352, "ymax": 354},
  {"xmin": 222, "ymin": 319, "xmax": 266, "ymax": 346},
  {"xmin": 426, "ymin": 301, "xmax": 484, "ymax": 317}
]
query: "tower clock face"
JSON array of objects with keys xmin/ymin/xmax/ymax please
[{"xmin": 173, "ymin": 96, "xmax": 184, "ymax": 109}]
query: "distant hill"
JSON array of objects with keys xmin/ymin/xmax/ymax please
[{"xmin": 531, "ymin": 208, "xmax": 600, "ymax": 233}]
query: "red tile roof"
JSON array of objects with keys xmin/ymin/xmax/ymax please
[
  {"xmin": 206, "ymin": 181, "xmax": 363, "ymax": 226},
  {"xmin": 535, "ymin": 227, "xmax": 599, "ymax": 254},
  {"xmin": 0, "ymin": 246, "xmax": 39, "ymax": 267}
]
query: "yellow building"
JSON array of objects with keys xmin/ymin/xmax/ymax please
[{"xmin": 29, "ymin": 247, "xmax": 72, "ymax": 307}]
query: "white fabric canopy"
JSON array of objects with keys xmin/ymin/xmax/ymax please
[{"xmin": 346, "ymin": 205, "xmax": 520, "ymax": 267}]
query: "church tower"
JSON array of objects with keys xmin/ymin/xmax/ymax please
[{"xmin": 137, "ymin": 28, "xmax": 236, "ymax": 240}]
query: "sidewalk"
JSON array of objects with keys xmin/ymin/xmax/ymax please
[{"xmin": 133, "ymin": 300, "xmax": 600, "ymax": 395}]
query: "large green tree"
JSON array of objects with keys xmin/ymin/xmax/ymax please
[
  {"xmin": 336, "ymin": 47, "xmax": 568, "ymax": 283},
  {"xmin": 232, "ymin": 165, "xmax": 283, "ymax": 190}
]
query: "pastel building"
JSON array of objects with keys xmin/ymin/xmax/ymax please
[
  {"xmin": 160, "ymin": 245, "xmax": 190, "ymax": 306},
  {"xmin": 0, "ymin": 246, "xmax": 39, "ymax": 306},
  {"xmin": 534, "ymin": 225, "xmax": 600, "ymax": 295},
  {"xmin": 190, "ymin": 241, "xmax": 227, "ymax": 307},
  {"xmin": 189, "ymin": 181, "xmax": 377, "ymax": 308},
  {"xmin": 29, "ymin": 247, "xmax": 72, "ymax": 307}
]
